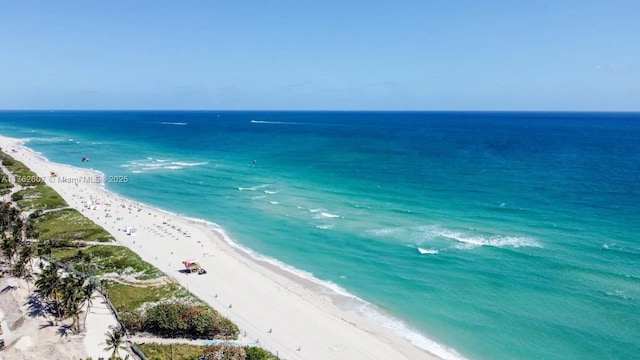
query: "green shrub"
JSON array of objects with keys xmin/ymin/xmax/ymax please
[
  {"xmin": 145, "ymin": 302, "xmax": 187, "ymax": 336},
  {"xmin": 244, "ymin": 346, "xmax": 279, "ymax": 360},
  {"xmin": 1, "ymin": 155, "xmax": 14, "ymax": 166},
  {"xmin": 120, "ymin": 311, "xmax": 145, "ymax": 333},
  {"xmin": 212, "ymin": 316, "xmax": 240, "ymax": 339},
  {"xmin": 191, "ymin": 313, "xmax": 213, "ymax": 336},
  {"xmin": 11, "ymin": 191, "xmax": 23, "ymax": 201},
  {"xmin": 0, "ymin": 178, "xmax": 12, "ymax": 190},
  {"xmin": 202, "ymin": 344, "xmax": 246, "ymax": 360},
  {"xmin": 142, "ymin": 302, "xmax": 239, "ymax": 340}
]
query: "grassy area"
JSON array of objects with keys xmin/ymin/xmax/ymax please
[
  {"xmin": 32, "ymin": 208, "xmax": 114, "ymax": 244},
  {"xmin": 104, "ymin": 282, "xmax": 194, "ymax": 313},
  {"xmin": 11, "ymin": 185, "xmax": 68, "ymax": 210},
  {"xmin": 135, "ymin": 343, "xmax": 203, "ymax": 360},
  {"xmin": 51, "ymin": 244, "xmax": 163, "ymax": 279},
  {"xmin": 0, "ymin": 165, "xmax": 13, "ymax": 195},
  {"xmin": 0, "ymin": 152, "xmax": 45, "ymax": 186},
  {"xmin": 135, "ymin": 343, "xmax": 279, "ymax": 360}
]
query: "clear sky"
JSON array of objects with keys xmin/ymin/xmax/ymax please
[{"xmin": 0, "ymin": 1, "xmax": 638, "ymax": 111}]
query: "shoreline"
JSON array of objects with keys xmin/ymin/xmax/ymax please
[{"xmin": 1, "ymin": 134, "xmax": 460, "ymax": 360}]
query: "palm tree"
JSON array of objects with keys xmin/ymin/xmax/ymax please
[
  {"xmin": 35, "ymin": 263, "xmax": 60, "ymax": 298},
  {"xmin": 11, "ymin": 217, "xmax": 24, "ymax": 242},
  {"xmin": 0, "ymin": 235, "xmax": 18, "ymax": 265},
  {"xmin": 60, "ymin": 275, "xmax": 85, "ymax": 332},
  {"xmin": 36, "ymin": 239, "xmax": 54, "ymax": 259},
  {"xmin": 0, "ymin": 203, "xmax": 19, "ymax": 230},
  {"xmin": 24, "ymin": 220, "xmax": 39, "ymax": 240},
  {"xmin": 104, "ymin": 328, "xmax": 127, "ymax": 359},
  {"xmin": 81, "ymin": 279, "xmax": 98, "ymax": 331},
  {"xmin": 34, "ymin": 263, "xmax": 63, "ymax": 319},
  {"xmin": 0, "ymin": 202, "xmax": 11, "ymax": 229},
  {"xmin": 12, "ymin": 242, "xmax": 35, "ymax": 278}
]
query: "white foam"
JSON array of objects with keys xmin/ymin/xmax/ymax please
[
  {"xmin": 31, "ymin": 151, "xmax": 50, "ymax": 162},
  {"xmin": 123, "ymin": 158, "xmax": 206, "ymax": 173},
  {"xmin": 315, "ymin": 224, "xmax": 334, "ymax": 229},
  {"xmin": 269, "ymin": 201, "xmax": 279, "ymax": 205},
  {"xmin": 440, "ymin": 230, "xmax": 541, "ymax": 249},
  {"xmin": 238, "ymin": 184, "xmax": 270, "ymax": 191},
  {"xmin": 264, "ymin": 190, "xmax": 277, "ymax": 194},
  {"xmin": 171, "ymin": 161, "xmax": 207, "ymax": 166},
  {"xmin": 320, "ymin": 212, "xmax": 341, "ymax": 218},
  {"xmin": 157, "ymin": 121, "xmax": 187, "ymax": 125},
  {"xmin": 418, "ymin": 247, "xmax": 439, "ymax": 255},
  {"xmin": 25, "ymin": 136, "xmax": 69, "ymax": 143},
  {"xmin": 145, "ymin": 163, "xmax": 164, "ymax": 168},
  {"xmin": 357, "ymin": 304, "xmax": 468, "ymax": 360},
  {"xmin": 606, "ymin": 290, "xmax": 630, "ymax": 299},
  {"xmin": 251, "ymin": 120, "xmax": 303, "ymax": 125},
  {"xmin": 368, "ymin": 227, "xmax": 402, "ymax": 237},
  {"xmin": 370, "ymin": 224, "xmax": 540, "ymax": 250}
]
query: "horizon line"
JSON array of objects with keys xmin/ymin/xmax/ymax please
[{"xmin": 1, "ymin": 109, "xmax": 639, "ymax": 114}]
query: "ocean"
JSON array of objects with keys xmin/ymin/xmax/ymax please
[{"xmin": 0, "ymin": 111, "xmax": 638, "ymax": 360}]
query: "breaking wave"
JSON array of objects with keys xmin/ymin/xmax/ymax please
[
  {"xmin": 251, "ymin": 120, "xmax": 303, "ymax": 125},
  {"xmin": 156, "ymin": 122, "xmax": 188, "ymax": 125},
  {"xmin": 121, "ymin": 158, "xmax": 208, "ymax": 173},
  {"xmin": 369, "ymin": 224, "xmax": 541, "ymax": 251}
]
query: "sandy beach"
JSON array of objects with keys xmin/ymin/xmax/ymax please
[
  {"xmin": 0, "ymin": 266, "xmax": 121, "ymax": 360},
  {"xmin": 0, "ymin": 135, "xmax": 441, "ymax": 360}
]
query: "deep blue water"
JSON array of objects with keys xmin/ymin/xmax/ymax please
[{"xmin": 1, "ymin": 111, "xmax": 639, "ymax": 360}]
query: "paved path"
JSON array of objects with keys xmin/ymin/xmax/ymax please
[{"xmin": 83, "ymin": 291, "xmax": 122, "ymax": 359}]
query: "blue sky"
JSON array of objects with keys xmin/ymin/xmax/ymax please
[{"xmin": 0, "ymin": 1, "xmax": 638, "ymax": 110}]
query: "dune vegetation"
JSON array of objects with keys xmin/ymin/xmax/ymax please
[{"xmin": 0, "ymin": 149, "xmax": 277, "ymax": 360}]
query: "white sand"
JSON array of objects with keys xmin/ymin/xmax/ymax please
[
  {"xmin": 0, "ymin": 257, "xmax": 124, "ymax": 359},
  {"xmin": 0, "ymin": 135, "xmax": 445, "ymax": 360},
  {"xmin": 83, "ymin": 292, "xmax": 121, "ymax": 359},
  {"xmin": 0, "ymin": 276, "xmax": 88, "ymax": 360}
]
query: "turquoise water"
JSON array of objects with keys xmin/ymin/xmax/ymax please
[{"xmin": 1, "ymin": 111, "xmax": 639, "ymax": 359}]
